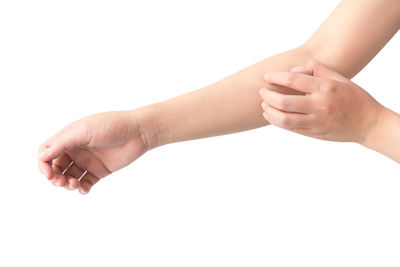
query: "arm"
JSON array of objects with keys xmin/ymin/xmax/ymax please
[
  {"xmin": 305, "ymin": 0, "xmax": 400, "ymax": 78},
  {"xmin": 135, "ymin": 46, "xmax": 314, "ymax": 149},
  {"xmin": 38, "ymin": 0, "xmax": 400, "ymax": 193},
  {"xmin": 137, "ymin": 0, "xmax": 400, "ymax": 149},
  {"xmin": 363, "ymin": 109, "xmax": 400, "ymax": 163}
]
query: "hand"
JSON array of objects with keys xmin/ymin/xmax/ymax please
[
  {"xmin": 259, "ymin": 60, "xmax": 386, "ymax": 143},
  {"xmin": 37, "ymin": 110, "xmax": 149, "ymax": 194}
]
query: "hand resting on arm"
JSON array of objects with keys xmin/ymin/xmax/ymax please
[{"xmin": 38, "ymin": 0, "xmax": 400, "ymax": 193}]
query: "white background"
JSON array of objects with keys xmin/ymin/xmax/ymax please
[{"xmin": 1, "ymin": 0, "xmax": 399, "ymax": 266}]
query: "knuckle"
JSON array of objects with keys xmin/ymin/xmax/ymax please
[
  {"xmin": 38, "ymin": 142, "xmax": 50, "ymax": 154},
  {"xmin": 319, "ymin": 98, "xmax": 334, "ymax": 116},
  {"xmin": 324, "ymin": 101, "xmax": 333, "ymax": 113},
  {"xmin": 317, "ymin": 99, "xmax": 329, "ymax": 114},
  {"xmin": 320, "ymin": 79, "xmax": 337, "ymax": 93},
  {"xmin": 281, "ymin": 115, "xmax": 292, "ymax": 129},
  {"xmin": 279, "ymin": 96, "xmax": 291, "ymax": 110},
  {"xmin": 308, "ymin": 113, "xmax": 317, "ymax": 125},
  {"xmin": 285, "ymin": 72, "xmax": 296, "ymax": 86}
]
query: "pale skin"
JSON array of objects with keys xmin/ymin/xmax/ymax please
[{"xmin": 38, "ymin": 0, "xmax": 400, "ymax": 194}]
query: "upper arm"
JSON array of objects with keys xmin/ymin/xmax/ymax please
[{"xmin": 304, "ymin": 0, "xmax": 400, "ymax": 78}]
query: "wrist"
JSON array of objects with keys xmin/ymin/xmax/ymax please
[
  {"xmin": 131, "ymin": 102, "xmax": 171, "ymax": 151},
  {"xmin": 360, "ymin": 106, "xmax": 396, "ymax": 151}
]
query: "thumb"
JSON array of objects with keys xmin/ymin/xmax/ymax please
[
  {"xmin": 39, "ymin": 123, "xmax": 91, "ymax": 161},
  {"xmin": 290, "ymin": 60, "xmax": 348, "ymax": 82}
]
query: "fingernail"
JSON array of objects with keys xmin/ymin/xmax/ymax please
[
  {"xmin": 259, "ymin": 88, "xmax": 265, "ymax": 96},
  {"xmin": 264, "ymin": 73, "xmax": 269, "ymax": 80},
  {"xmin": 261, "ymin": 102, "xmax": 266, "ymax": 109}
]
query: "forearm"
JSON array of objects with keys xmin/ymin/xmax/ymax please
[
  {"xmin": 135, "ymin": 45, "xmax": 314, "ymax": 149},
  {"xmin": 362, "ymin": 108, "xmax": 400, "ymax": 163},
  {"xmin": 132, "ymin": 0, "xmax": 400, "ymax": 150}
]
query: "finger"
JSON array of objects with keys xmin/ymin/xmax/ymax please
[
  {"xmin": 49, "ymin": 159, "xmax": 72, "ymax": 187},
  {"xmin": 64, "ymin": 174, "xmax": 79, "ymax": 190},
  {"xmin": 48, "ymin": 160, "xmax": 79, "ymax": 189},
  {"xmin": 290, "ymin": 64, "xmax": 314, "ymax": 75},
  {"xmin": 290, "ymin": 60, "xmax": 348, "ymax": 82},
  {"xmin": 65, "ymin": 149, "xmax": 111, "ymax": 179},
  {"xmin": 262, "ymin": 103, "xmax": 312, "ymax": 129},
  {"xmin": 38, "ymin": 158, "xmax": 54, "ymax": 180},
  {"xmin": 51, "ymin": 173, "xmax": 77, "ymax": 189},
  {"xmin": 264, "ymin": 71, "xmax": 320, "ymax": 94},
  {"xmin": 63, "ymin": 163, "xmax": 86, "ymax": 188},
  {"xmin": 51, "ymin": 173, "xmax": 68, "ymax": 187},
  {"xmin": 259, "ymin": 87, "xmax": 313, "ymax": 114},
  {"xmin": 38, "ymin": 129, "xmax": 66, "ymax": 180},
  {"xmin": 38, "ymin": 143, "xmax": 54, "ymax": 180},
  {"xmin": 79, "ymin": 172, "xmax": 100, "ymax": 194},
  {"xmin": 39, "ymin": 123, "xmax": 91, "ymax": 163},
  {"xmin": 52, "ymin": 154, "xmax": 73, "ymax": 172},
  {"xmin": 38, "ymin": 124, "xmax": 79, "ymax": 180},
  {"xmin": 51, "ymin": 154, "xmax": 77, "ymax": 189}
]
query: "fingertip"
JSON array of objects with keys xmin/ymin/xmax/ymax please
[
  {"xmin": 58, "ymin": 179, "xmax": 67, "ymax": 187},
  {"xmin": 262, "ymin": 112, "xmax": 270, "ymax": 122},
  {"xmin": 79, "ymin": 181, "xmax": 91, "ymax": 194},
  {"xmin": 290, "ymin": 64, "xmax": 314, "ymax": 76},
  {"xmin": 261, "ymin": 101, "xmax": 266, "ymax": 110},
  {"xmin": 68, "ymin": 178, "xmax": 79, "ymax": 190},
  {"xmin": 46, "ymin": 172, "xmax": 54, "ymax": 180},
  {"xmin": 79, "ymin": 187, "xmax": 89, "ymax": 194},
  {"xmin": 46, "ymin": 166, "xmax": 54, "ymax": 180},
  {"xmin": 264, "ymin": 73, "xmax": 269, "ymax": 80},
  {"xmin": 52, "ymin": 173, "xmax": 66, "ymax": 187},
  {"xmin": 39, "ymin": 160, "xmax": 54, "ymax": 180}
]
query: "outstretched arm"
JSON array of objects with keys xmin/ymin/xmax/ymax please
[
  {"xmin": 38, "ymin": 0, "xmax": 400, "ymax": 193},
  {"xmin": 137, "ymin": 0, "xmax": 400, "ymax": 149}
]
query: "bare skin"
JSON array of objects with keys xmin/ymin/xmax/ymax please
[
  {"xmin": 260, "ymin": 60, "xmax": 386, "ymax": 144},
  {"xmin": 38, "ymin": 0, "xmax": 400, "ymax": 193},
  {"xmin": 260, "ymin": 60, "xmax": 400, "ymax": 163}
]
